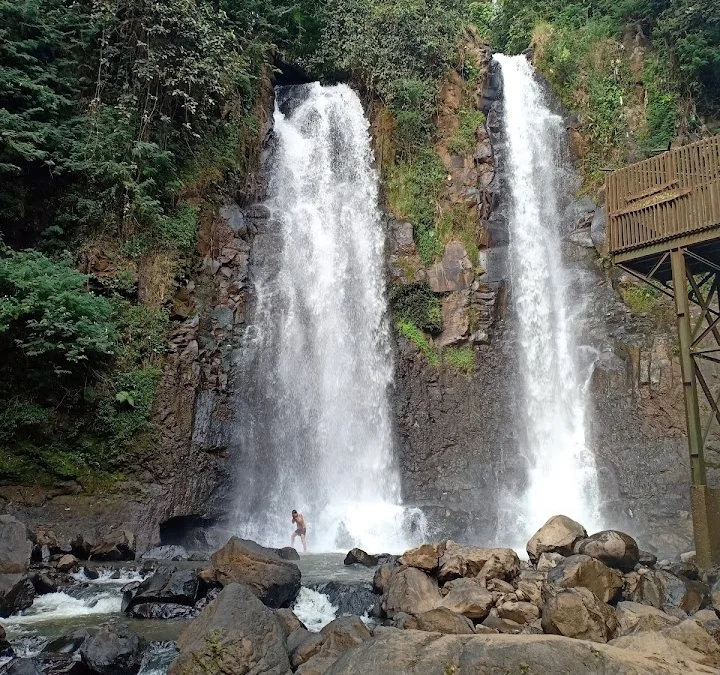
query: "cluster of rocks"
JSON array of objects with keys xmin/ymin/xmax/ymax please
[
  {"xmin": 162, "ymin": 516, "xmax": 720, "ymax": 675},
  {"xmin": 0, "ymin": 515, "xmax": 140, "ymax": 618},
  {"xmin": 120, "ymin": 537, "xmax": 301, "ymax": 621}
]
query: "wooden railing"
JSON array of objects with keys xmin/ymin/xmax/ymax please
[{"xmin": 607, "ymin": 136, "xmax": 720, "ymax": 255}]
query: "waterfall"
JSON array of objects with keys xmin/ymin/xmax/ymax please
[
  {"xmin": 495, "ymin": 55, "xmax": 602, "ymax": 540},
  {"xmin": 232, "ymin": 83, "xmax": 424, "ymax": 552}
]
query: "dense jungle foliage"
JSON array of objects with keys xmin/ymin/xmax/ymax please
[{"xmin": 0, "ymin": 0, "xmax": 717, "ymax": 483}]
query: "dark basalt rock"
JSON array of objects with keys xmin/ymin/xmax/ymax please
[
  {"xmin": 129, "ymin": 602, "xmax": 197, "ymax": 620},
  {"xmin": 80, "ymin": 624, "xmax": 146, "ymax": 675},
  {"xmin": 574, "ymin": 530, "xmax": 640, "ymax": 572},
  {"xmin": 140, "ymin": 546, "xmax": 189, "ymax": 561},
  {"xmin": 43, "ymin": 629, "xmax": 91, "ymax": 655},
  {"xmin": 3, "ymin": 659, "xmax": 42, "ymax": 675},
  {"xmin": 309, "ymin": 581, "xmax": 376, "ymax": 617},
  {"xmin": 343, "ymin": 548, "xmax": 378, "ymax": 567},
  {"xmin": 123, "ymin": 569, "xmax": 199, "ymax": 615}
]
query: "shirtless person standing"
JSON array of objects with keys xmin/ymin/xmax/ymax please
[{"xmin": 291, "ymin": 510, "xmax": 307, "ymax": 552}]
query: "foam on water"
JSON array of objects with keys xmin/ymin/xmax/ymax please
[
  {"xmin": 292, "ymin": 587, "xmax": 338, "ymax": 631},
  {"xmin": 5, "ymin": 591, "xmax": 121, "ymax": 627}
]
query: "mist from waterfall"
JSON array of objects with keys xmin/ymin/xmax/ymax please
[
  {"xmin": 231, "ymin": 83, "xmax": 425, "ymax": 553},
  {"xmin": 494, "ymin": 54, "xmax": 602, "ymax": 542}
]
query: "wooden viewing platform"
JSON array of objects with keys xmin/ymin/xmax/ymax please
[{"xmin": 607, "ymin": 135, "xmax": 720, "ymax": 567}]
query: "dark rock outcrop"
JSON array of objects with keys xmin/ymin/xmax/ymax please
[
  {"xmin": 546, "ymin": 554, "xmax": 624, "ymax": 604},
  {"xmin": 80, "ymin": 625, "xmax": 146, "ymax": 675},
  {"xmin": 574, "ymin": 531, "xmax": 640, "ymax": 572},
  {"xmin": 541, "ymin": 586, "xmax": 617, "ymax": 643},
  {"xmin": 343, "ymin": 549, "xmax": 378, "ymax": 567},
  {"xmin": 309, "ymin": 582, "xmax": 375, "ymax": 618}
]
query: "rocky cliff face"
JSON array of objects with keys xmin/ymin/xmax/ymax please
[{"xmin": 390, "ymin": 56, "xmax": 700, "ymax": 557}]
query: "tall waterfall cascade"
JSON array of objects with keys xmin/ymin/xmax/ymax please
[
  {"xmin": 232, "ymin": 83, "xmax": 424, "ymax": 552},
  {"xmin": 495, "ymin": 54, "xmax": 602, "ymax": 540}
]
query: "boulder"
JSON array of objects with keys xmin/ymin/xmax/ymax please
[
  {"xmin": 615, "ymin": 601, "xmax": 680, "ymax": 636},
  {"xmin": 343, "ymin": 549, "xmax": 378, "ymax": 567},
  {"xmin": 399, "ymin": 544, "xmax": 442, "ymax": 572},
  {"xmin": 574, "ymin": 531, "xmax": 640, "ymax": 572},
  {"xmin": 403, "ymin": 607, "xmax": 474, "ymax": 634},
  {"xmin": 210, "ymin": 537, "xmax": 301, "ymax": 608},
  {"xmin": 438, "ymin": 542, "xmax": 519, "ymax": 583},
  {"xmin": 610, "ymin": 633, "xmax": 713, "ymax": 669},
  {"xmin": 323, "ymin": 628, "xmax": 716, "ymax": 675},
  {"xmin": 276, "ymin": 547, "xmax": 301, "ymax": 561},
  {"xmin": 89, "ymin": 530, "xmax": 135, "ymax": 561},
  {"xmin": 0, "ymin": 575, "xmax": 34, "ymax": 618},
  {"xmin": 497, "ymin": 601, "xmax": 540, "ymax": 624},
  {"xmin": 634, "ymin": 569, "xmax": 706, "ymax": 614},
  {"xmin": 527, "ymin": 515, "xmax": 587, "ymax": 562},
  {"xmin": 515, "ymin": 579, "xmax": 543, "ymax": 608},
  {"xmin": 382, "ymin": 567, "xmax": 441, "ymax": 617},
  {"xmin": 275, "ymin": 608, "xmax": 305, "ymax": 637},
  {"xmin": 663, "ymin": 618, "xmax": 720, "ymax": 665},
  {"xmin": 541, "ymin": 586, "xmax": 617, "ymax": 643},
  {"xmin": 439, "ymin": 579, "xmax": 493, "ymax": 620},
  {"xmin": 546, "ymin": 554, "xmax": 623, "ymax": 604},
  {"xmin": 289, "ymin": 632, "xmax": 324, "ymax": 669},
  {"xmin": 638, "ymin": 550, "xmax": 658, "ymax": 567},
  {"xmin": 373, "ymin": 565, "xmax": 394, "ymax": 594},
  {"xmin": 481, "ymin": 613, "xmax": 523, "ymax": 634},
  {"xmin": 55, "ymin": 554, "xmax": 79, "ymax": 573},
  {"xmin": 70, "ymin": 535, "xmax": 93, "ymax": 560},
  {"xmin": 169, "ymin": 583, "xmax": 291, "ymax": 675},
  {"xmin": 80, "ymin": 624, "xmax": 146, "ymax": 675},
  {"xmin": 123, "ymin": 569, "xmax": 199, "ymax": 613},
  {"xmin": 0, "ymin": 624, "xmax": 12, "ymax": 657},
  {"xmin": 292, "ymin": 616, "xmax": 371, "ymax": 675},
  {"xmin": 43, "ymin": 629, "xmax": 91, "ymax": 656}
]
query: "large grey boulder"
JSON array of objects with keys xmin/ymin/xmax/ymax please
[
  {"xmin": 169, "ymin": 583, "xmax": 291, "ymax": 675},
  {"xmin": 211, "ymin": 537, "xmax": 301, "ymax": 608},
  {"xmin": 541, "ymin": 586, "xmax": 617, "ymax": 643},
  {"xmin": 574, "ymin": 531, "xmax": 640, "ymax": 572},
  {"xmin": 324, "ymin": 628, "xmax": 715, "ymax": 674},
  {"xmin": 663, "ymin": 618, "xmax": 720, "ymax": 665},
  {"xmin": 382, "ymin": 567, "xmax": 440, "ymax": 617},
  {"xmin": 632, "ymin": 570, "xmax": 706, "ymax": 615},
  {"xmin": 610, "ymin": 632, "xmax": 714, "ymax": 669},
  {"xmin": 527, "ymin": 515, "xmax": 587, "ymax": 562},
  {"xmin": 122, "ymin": 568, "xmax": 199, "ymax": 614},
  {"xmin": 89, "ymin": 529, "xmax": 135, "ymax": 561},
  {"xmin": 497, "ymin": 601, "xmax": 540, "ymax": 624},
  {"xmin": 80, "ymin": 624, "xmax": 146, "ymax": 675},
  {"xmin": 546, "ymin": 554, "xmax": 624, "ymax": 604}
]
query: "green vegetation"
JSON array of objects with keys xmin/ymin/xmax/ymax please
[
  {"xmin": 437, "ymin": 205, "xmax": 480, "ymax": 264},
  {"xmin": 620, "ymin": 284, "xmax": 661, "ymax": 314},
  {"xmin": 484, "ymin": 0, "xmax": 719, "ymax": 190},
  {"xmin": 390, "ymin": 283, "xmax": 443, "ymax": 333},
  {"xmin": 448, "ymin": 109, "xmax": 486, "ymax": 155},
  {"xmin": 443, "ymin": 345, "xmax": 476, "ymax": 375},
  {"xmin": 396, "ymin": 319, "xmax": 440, "ymax": 366}
]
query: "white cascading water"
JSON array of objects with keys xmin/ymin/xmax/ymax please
[
  {"xmin": 495, "ymin": 54, "xmax": 602, "ymax": 540},
  {"xmin": 233, "ymin": 83, "xmax": 425, "ymax": 552}
]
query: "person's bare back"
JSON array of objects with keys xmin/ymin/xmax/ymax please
[{"xmin": 291, "ymin": 509, "xmax": 307, "ymax": 552}]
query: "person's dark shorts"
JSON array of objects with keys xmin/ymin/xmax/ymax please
[{"xmin": 295, "ymin": 528, "xmax": 306, "ymax": 536}]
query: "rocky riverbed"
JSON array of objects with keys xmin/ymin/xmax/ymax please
[{"xmin": 3, "ymin": 514, "xmax": 720, "ymax": 674}]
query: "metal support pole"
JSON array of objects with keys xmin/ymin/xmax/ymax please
[
  {"xmin": 671, "ymin": 248, "xmax": 707, "ymax": 486},
  {"xmin": 671, "ymin": 248, "xmax": 714, "ymax": 566}
]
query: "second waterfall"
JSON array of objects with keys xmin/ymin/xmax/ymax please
[
  {"xmin": 495, "ymin": 54, "xmax": 602, "ymax": 539},
  {"xmin": 231, "ymin": 83, "xmax": 423, "ymax": 552}
]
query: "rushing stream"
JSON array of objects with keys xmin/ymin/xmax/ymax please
[
  {"xmin": 494, "ymin": 54, "xmax": 602, "ymax": 542},
  {"xmin": 231, "ymin": 83, "xmax": 425, "ymax": 552}
]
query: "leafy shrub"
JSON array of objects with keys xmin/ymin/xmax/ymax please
[
  {"xmin": 620, "ymin": 283, "xmax": 660, "ymax": 314},
  {"xmin": 396, "ymin": 319, "xmax": 440, "ymax": 366},
  {"xmin": 0, "ymin": 249, "xmax": 118, "ymax": 378},
  {"xmin": 390, "ymin": 283, "xmax": 443, "ymax": 333}
]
